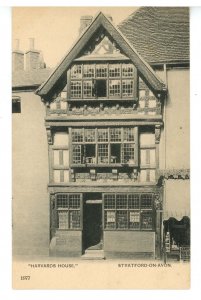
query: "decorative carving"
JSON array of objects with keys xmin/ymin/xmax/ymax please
[
  {"xmin": 133, "ymin": 168, "xmax": 138, "ymax": 181},
  {"xmin": 90, "ymin": 169, "xmax": 96, "ymax": 181},
  {"xmin": 154, "ymin": 193, "xmax": 162, "ymax": 210},
  {"xmin": 155, "ymin": 125, "xmax": 161, "ymax": 144},
  {"xmin": 158, "ymin": 169, "xmax": 190, "ymax": 180},
  {"xmin": 112, "ymin": 169, "xmax": 118, "ymax": 180},
  {"xmin": 46, "ymin": 126, "xmax": 53, "ymax": 145},
  {"xmin": 50, "ymin": 194, "xmax": 56, "ymax": 209}
]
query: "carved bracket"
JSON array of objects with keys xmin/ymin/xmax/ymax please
[
  {"xmin": 46, "ymin": 126, "xmax": 53, "ymax": 145},
  {"xmin": 154, "ymin": 193, "xmax": 162, "ymax": 210},
  {"xmin": 50, "ymin": 194, "xmax": 56, "ymax": 209},
  {"xmin": 155, "ymin": 125, "xmax": 161, "ymax": 144}
]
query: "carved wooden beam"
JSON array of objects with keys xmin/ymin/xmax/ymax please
[
  {"xmin": 158, "ymin": 169, "xmax": 190, "ymax": 180},
  {"xmin": 155, "ymin": 125, "xmax": 161, "ymax": 144},
  {"xmin": 46, "ymin": 126, "xmax": 53, "ymax": 145}
]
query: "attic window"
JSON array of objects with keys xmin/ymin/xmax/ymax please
[{"xmin": 12, "ymin": 97, "xmax": 21, "ymax": 113}]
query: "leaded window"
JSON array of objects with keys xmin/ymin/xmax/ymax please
[
  {"xmin": 56, "ymin": 194, "xmax": 82, "ymax": 229},
  {"xmin": 71, "ymin": 127, "xmax": 138, "ymax": 166},
  {"xmin": 122, "ymin": 80, "xmax": 133, "ymax": 96},
  {"xmin": 109, "ymin": 80, "xmax": 121, "ymax": 96},
  {"xmin": 104, "ymin": 193, "xmax": 154, "ymax": 230},
  {"xmin": 71, "ymin": 81, "xmax": 82, "ymax": 98}
]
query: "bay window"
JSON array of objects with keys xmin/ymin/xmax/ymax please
[
  {"xmin": 71, "ymin": 127, "xmax": 138, "ymax": 166},
  {"xmin": 69, "ymin": 62, "xmax": 136, "ymax": 99}
]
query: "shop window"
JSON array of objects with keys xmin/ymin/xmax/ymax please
[
  {"xmin": 104, "ymin": 193, "xmax": 154, "ymax": 230},
  {"xmin": 56, "ymin": 194, "xmax": 81, "ymax": 229}
]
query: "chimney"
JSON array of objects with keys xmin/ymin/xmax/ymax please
[
  {"xmin": 79, "ymin": 15, "xmax": 93, "ymax": 35},
  {"xmin": 12, "ymin": 39, "xmax": 24, "ymax": 71},
  {"xmin": 25, "ymin": 38, "xmax": 40, "ymax": 70}
]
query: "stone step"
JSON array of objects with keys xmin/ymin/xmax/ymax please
[
  {"xmin": 81, "ymin": 250, "xmax": 105, "ymax": 260},
  {"xmin": 85, "ymin": 249, "xmax": 104, "ymax": 255}
]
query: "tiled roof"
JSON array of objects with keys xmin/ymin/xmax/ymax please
[
  {"xmin": 12, "ymin": 68, "xmax": 53, "ymax": 88},
  {"xmin": 118, "ymin": 7, "xmax": 189, "ymax": 64}
]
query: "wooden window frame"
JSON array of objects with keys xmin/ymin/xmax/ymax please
[
  {"xmin": 56, "ymin": 193, "xmax": 83, "ymax": 230},
  {"xmin": 70, "ymin": 127, "xmax": 138, "ymax": 167},
  {"xmin": 103, "ymin": 193, "xmax": 155, "ymax": 231}
]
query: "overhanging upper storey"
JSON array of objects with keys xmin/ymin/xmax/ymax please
[{"xmin": 36, "ymin": 12, "xmax": 166, "ymax": 100}]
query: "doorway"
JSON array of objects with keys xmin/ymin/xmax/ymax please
[{"xmin": 83, "ymin": 193, "xmax": 103, "ymax": 251}]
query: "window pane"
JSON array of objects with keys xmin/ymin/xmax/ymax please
[
  {"xmin": 83, "ymin": 80, "xmax": 93, "ymax": 98},
  {"xmin": 57, "ymin": 194, "xmax": 69, "ymax": 208},
  {"xmin": 69, "ymin": 194, "xmax": 80, "ymax": 208},
  {"xmin": 105, "ymin": 211, "xmax": 116, "ymax": 228},
  {"xmin": 122, "ymin": 64, "xmax": 134, "ymax": 77},
  {"xmin": 122, "ymin": 144, "xmax": 135, "ymax": 164},
  {"xmin": 129, "ymin": 211, "xmax": 140, "ymax": 229},
  {"xmin": 123, "ymin": 128, "xmax": 135, "ymax": 142},
  {"xmin": 110, "ymin": 128, "xmax": 121, "ymax": 142},
  {"xmin": 71, "ymin": 81, "xmax": 82, "ymax": 98},
  {"xmin": 141, "ymin": 194, "xmax": 153, "ymax": 209},
  {"xmin": 122, "ymin": 80, "xmax": 133, "ymax": 97},
  {"xmin": 116, "ymin": 194, "xmax": 127, "ymax": 208},
  {"xmin": 71, "ymin": 65, "xmax": 82, "ymax": 79},
  {"xmin": 98, "ymin": 144, "xmax": 108, "ymax": 164},
  {"xmin": 117, "ymin": 211, "xmax": 128, "ymax": 228},
  {"xmin": 104, "ymin": 194, "xmax": 115, "ymax": 209},
  {"xmin": 96, "ymin": 64, "xmax": 107, "ymax": 77},
  {"xmin": 72, "ymin": 129, "xmax": 83, "ymax": 142},
  {"xmin": 72, "ymin": 145, "xmax": 82, "ymax": 164},
  {"xmin": 54, "ymin": 132, "xmax": 69, "ymax": 146},
  {"xmin": 97, "ymin": 128, "xmax": 108, "ymax": 142},
  {"xmin": 83, "ymin": 64, "xmax": 95, "ymax": 78},
  {"xmin": 141, "ymin": 212, "xmax": 153, "ymax": 229},
  {"xmin": 128, "ymin": 194, "xmax": 140, "ymax": 209},
  {"xmin": 109, "ymin": 64, "xmax": 120, "ymax": 77},
  {"xmin": 70, "ymin": 211, "xmax": 80, "ymax": 228},
  {"xmin": 85, "ymin": 128, "xmax": 95, "ymax": 142},
  {"xmin": 109, "ymin": 80, "xmax": 120, "ymax": 96},
  {"xmin": 58, "ymin": 211, "xmax": 68, "ymax": 229}
]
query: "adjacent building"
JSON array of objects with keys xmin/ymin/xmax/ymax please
[{"xmin": 12, "ymin": 7, "xmax": 190, "ymax": 260}]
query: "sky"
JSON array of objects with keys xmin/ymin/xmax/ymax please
[{"xmin": 12, "ymin": 7, "xmax": 138, "ymax": 68}]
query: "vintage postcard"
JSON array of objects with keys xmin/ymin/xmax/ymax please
[{"xmin": 12, "ymin": 6, "xmax": 190, "ymax": 289}]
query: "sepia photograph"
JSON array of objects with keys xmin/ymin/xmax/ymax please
[{"xmin": 12, "ymin": 6, "xmax": 190, "ymax": 289}]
